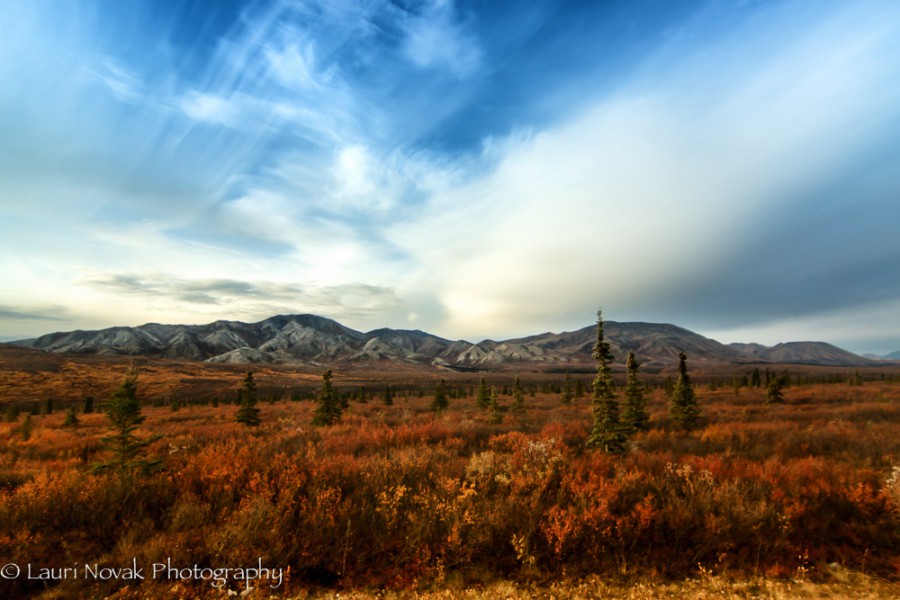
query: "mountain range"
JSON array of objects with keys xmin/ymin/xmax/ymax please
[{"xmin": 6, "ymin": 314, "xmax": 884, "ymax": 370}]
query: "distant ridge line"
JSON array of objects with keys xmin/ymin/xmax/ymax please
[{"xmin": 7, "ymin": 313, "xmax": 880, "ymax": 369}]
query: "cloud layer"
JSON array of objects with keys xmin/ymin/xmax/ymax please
[{"xmin": 2, "ymin": 0, "xmax": 900, "ymax": 353}]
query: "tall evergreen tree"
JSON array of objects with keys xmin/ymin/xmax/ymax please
[
  {"xmin": 587, "ymin": 310, "xmax": 626, "ymax": 453},
  {"xmin": 622, "ymin": 351, "xmax": 649, "ymax": 435},
  {"xmin": 235, "ymin": 371, "xmax": 261, "ymax": 426},
  {"xmin": 575, "ymin": 378, "xmax": 586, "ymax": 398},
  {"xmin": 63, "ymin": 406, "xmax": 79, "ymax": 427},
  {"xmin": 750, "ymin": 368, "xmax": 761, "ymax": 388},
  {"xmin": 20, "ymin": 413, "xmax": 33, "ymax": 441},
  {"xmin": 476, "ymin": 377, "xmax": 490, "ymax": 410},
  {"xmin": 511, "ymin": 376, "xmax": 525, "ymax": 415},
  {"xmin": 95, "ymin": 366, "xmax": 158, "ymax": 471},
  {"xmin": 487, "ymin": 386, "xmax": 503, "ymax": 424},
  {"xmin": 561, "ymin": 371, "xmax": 574, "ymax": 405},
  {"xmin": 312, "ymin": 369, "xmax": 342, "ymax": 426},
  {"xmin": 669, "ymin": 352, "xmax": 701, "ymax": 431},
  {"xmin": 431, "ymin": 378, "xmax": 449, "ymax": 413},
  {"xmin": 4, "ymin": 404, "xmax": 19, "ymax": 423},
  {"xmin": 382, "ymin": 384, "xmax": 394, "ymax": 406},
  {"xmin": 766, "ymin": 373, "xmax": 785, "ymax": 404}
]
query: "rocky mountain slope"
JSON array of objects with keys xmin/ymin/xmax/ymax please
[
  {"xmin": 729, "ymin": 341, "xmax": 877, "ymax": 367},
  {"xmin": 8, "ymin": 314, "xmax": 878, "ymax": 369}
]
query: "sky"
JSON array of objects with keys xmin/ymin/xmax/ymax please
[{"xmin": 2, "ymin": 0, "xmax": 900, "ymax": 355}]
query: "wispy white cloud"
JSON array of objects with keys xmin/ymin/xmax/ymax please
[
  {"xmin": 81, "ymin": 272, "xmax": 411, "ymax": 331},
  {"xmin": 2, "ymin": 0, "xmax": 900, "ymax": 354},
  {"xmin": 179, "ymin": 91, "xmax": 237, "ymax": 125},
  {"xmin": 0, "ymin": 305, "xmax": 69, "ymax": 322},
  {"xmin": 89, "ymin": 57, "xmax": 143, "ymax": 101},
  {"xmin": 388, "ymin": 0, "xmax": 900, "ymax": 340},
  {"xmin": 401, "ymin": 0, "xmax": 483, "ymax": 78},
  {"xmin": 265, "ymin": 37, "xmax": 322, "ymax": 90}
]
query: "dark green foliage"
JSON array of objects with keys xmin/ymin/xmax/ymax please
[
  {"xmin": 20, "ymin": 413, "xmax": 32, "ymax": 441},
  {"xmin": 63, "ymin": 407, "xmax": 79, "ymax": 427},
  {"xmin": 4, "ymin": 404, "xmax": 19, "ymax": 423},
  {"xmin": 669, "ymin": 352, "xmax": 701, "ymax": 431},
  {"xmin": 561, "ymin": 371, "xmax": 574, "ymax": 405},
  {"xmin": 235, "ymin": 371, "xmax": 261, "ymax": 427},
  {"xmin": 95, "ymin": 367, "xmax": 158, "ymax": 472},
  {"xmin": 750, "ymin": 368, "xmax": 761, "ymax": 388},
  {"xmin": 476, "ymin": 377, "xmax": 490, "ymax": 410},
  {"xmin": 664, "ymin": 376, "xmax": 675, "ymax": 399},
  {"xmin": 587, "ymin": 310, "xmax": 626, "ymax": 453},
  {"xmin": 511, "ymin": 376, "xmax": 525, "ymax": 415},
  {"xmin": 382, "ymin": 384, "xmax": 394, "ymax": 406},
  {"xmin": 766, "ymin": 373, "xmax": 786, "ymax": 404},
  {"xmin": 574, "ymin": 378, "xmax": 585, "ymax": 398},
  {"xmin": 312, "ymin": 369, "xmax": 342, "ymax": 426},
  {"xmin": 622, "ymin": 351, "xmax": 649, "ymax": 435},
  {"xmin": 43, "ymin": 398, "xmax": 53, "ymax": 415},
  {"xmin": 431, "ymin": 379, "xmax": 449, "ymax": 413},
  {"xmin": 487, "ymin": 386, "xmax": 503, "ymax": 424},
  {"xmin": 83, "ymin": 396, "xmax": 95, "ymax": 414}
]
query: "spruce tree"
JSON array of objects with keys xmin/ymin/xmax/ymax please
[
  {"xmin": 669, "ymin": 352, "xmax": 701, "ymax": 431},
  {"xmin": 95, "ymin": 366, "xmax": 158, "ymax": 471},
  {"xmin": 766, "ymin": 373, "xmax": 785, "ymax": 404},
  {"xmin": 622, "ymin": 351, "xmax": 649, "ymax": 435},
  {"xmin": 312, "ymin": 369, "xmax": 342, "ymax": 426},
  {"xmin": 235, "ymin": 371, "xmax": 261, "ymax": 426},
  {"xmin": 20, "ymin": 413, "xmax": 32, "ymax": 441},
  {"xmin": 587, "ymin": 310, "xmax": 626, "ymax": 453},
  {"xmin": 561, "ymin": 371, "xmax": 574, "ymax": 404},
  {"xmin": 63, "ymin": 406, "xmax": 79, "ymax": 427},
  {"xmin": 487, "ymin": 386, "xmax": 503, "ymax": 424},
  {"xmin": 476, "ymin": 377, "xmax": 490, "ymax": 409},
  {"xmin": 750, "ymin": 368, "xmax": 761, "ymax": 388},
  {"xmin": 431, "ymin": 378, "xmax": 449, "ymax": 413},
  {"xmin": 382, "ymin": 384, "xmax": 394, "ymax": 406},
  {"xmin": 4, "ymin": 404, "xmax": 19, "ymax": 423},
  {"xmin": 511, "ymin": 376, "xmax": 525, "ymax": 415}
]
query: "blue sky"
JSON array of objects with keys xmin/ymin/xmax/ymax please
[{"xmin": 2, "ymin": 0, "xmax": 900, "ymax": 354}]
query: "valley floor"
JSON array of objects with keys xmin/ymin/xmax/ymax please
[{"xmin": 1, "ymin": 369, "xmax": 899, "ymax": 598}]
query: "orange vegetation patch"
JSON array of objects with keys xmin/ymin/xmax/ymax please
[{"xmin": 0, "ymin": 354, "xmax": 898, "ymax": 598}]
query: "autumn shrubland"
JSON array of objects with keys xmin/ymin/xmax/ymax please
[{"xmin": 0, "ymin": 358, "xmax": 899, "ymax": 598}]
